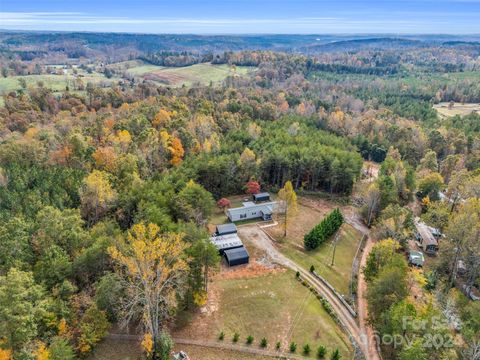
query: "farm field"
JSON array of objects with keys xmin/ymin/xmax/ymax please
[
  {"xmin": 126, "ymin": 62, "xmax": 255, "ymax": 86},
  {"xmin": 265, "ymin": 197, "xmax": 363, "ymax": 296},
  {"xmin": 174, "ymin": 237, "xmax": 352, "ymax": 359},
  {"xmin": 433, "ymin": 102, "xmax": 480, "ymax": 117},
  {"xmin": 0, "ymin": 72, "xmax": 119, "ymax": 95}
]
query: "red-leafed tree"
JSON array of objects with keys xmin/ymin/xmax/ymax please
[
  {"xmin": 245, "ymin": 181, "xmax": 261, "ymax": 195},
  {"xmin": 217, "ymin": 198, "xmax": 231, "ymax": 211}
]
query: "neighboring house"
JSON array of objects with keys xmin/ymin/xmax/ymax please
[
  {"xmin": 408, "ymin": 250, "xmax": 425, "ymax": 267},
  {"xmin": 414, "ymin": 220, "xmax": 439, "ymax": 255},
  {"xmin": 215, "ymin": 223, "xmax": 237, "ymax": 236},
  {"xmin": 224, "ymin": 246, "xmax": 249, "ymax": 266},
  {"xmin": 252, "ymin": 192, "xmax": 271, "ymax": 202},
  {"xmin": 226, "ymin": 201, "xmax": 276, "ymax": 222}
]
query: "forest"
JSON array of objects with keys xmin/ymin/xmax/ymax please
[{"xmin": 0, "ymin": 32, "xmax": 479, "ymax": 360}]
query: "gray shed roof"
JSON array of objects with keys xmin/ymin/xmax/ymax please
[
  {"xmin": 216, "ymin": 223, "xmax": 237, "ymax": 235},
  {"xmin": 253, "ymin": 192, "xmax": 270, "ymax": 198}
]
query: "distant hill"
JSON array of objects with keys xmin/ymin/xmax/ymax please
[{"xmin": 303, "ymin": 37, "xmax": 425, "ymax": 53}]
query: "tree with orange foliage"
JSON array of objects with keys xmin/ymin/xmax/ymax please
[
  {"xmin": 152, "ymin": 109, "xmax": 171, "ymax": 128},
  {"xmin": 217, "ymin": 198, "xmax": 231, "ymax": 212},
  {"xmin": 92, "ymin": 146, "xmax": 117, "ymax": 172},
  {"xmin": 169, "ymin": 137, "xmax": 185, "ymax": 166}
]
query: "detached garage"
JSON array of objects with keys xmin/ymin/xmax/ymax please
[{"xmin": 224, "ymin": 246, "xmax": 249, "ymax": 266}]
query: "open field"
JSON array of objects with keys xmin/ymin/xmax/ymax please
[
  {"xmin": 433, "ymin": 102, "xmax": 480, "ymax": 117},
  {"xmin": 0, "ymin": 62, "xmax": 256, "ymax": 99},
  {"xmin": 0, "ymin": 71, "xmax": 118, "ymax": 94},
  {"xmin": 265, "ymin": 197, "xmax": 363, "ymax": 296},
  {"xmin": 126, "ymin": 63, "xmax": 255, "ymax": 87},
  {"xmin": 174, "ymin": 234, "xmax": 352, "ymax": 359}
]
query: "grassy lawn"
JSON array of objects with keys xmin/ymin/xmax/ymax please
[
  {"xmin": 0, "ymin": 72, "xmax": 118, "ymax": 94},
  {"xmin": 129, "ymin": 63, "xmax": 255, "ymax": 87},
  {"xmin": 266, "ymin": 198, "xmax": 363, "ymax": 296},
  {"xmin": 173, "ymin": 344, "xmax": 273, "ymax": 360},
  {"xmin": 87, "ymin": 338, "xmax": 141, "ymax": 360},
  {"xmin": 175, "ymin": 270, "xmax": 351, "ymax": 358}
]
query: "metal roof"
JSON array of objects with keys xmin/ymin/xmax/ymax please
[
  {"xmin": 415, "ymin": 220, "xmax": 438, "ymax": 246},
  {"xmin": 210, "ymin": 233, "xmax": 243, "ymax": 251},
  {"xmin": 224, "ymin": 246, "xmax": 249, "ymax": 262},
  {"xmin": 216, "ymin": 223, "xmax": 237, "ymax": 235},
  {"xmin": 253, "ymin": 192, "xmax": 270, "ymax": 198},
  {"xmin": 226, "ymin": 201, "xmax": 277, "ymax": 216}
]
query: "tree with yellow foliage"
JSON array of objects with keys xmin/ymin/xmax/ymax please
[
  {"xmin": 278, "ymin": 181, "xmax": 298, "ymax": 237},
  {"xmin": 79, "ymin": 170, "xmax": 117, "ymax": 225},
  {"xmin": 109, "ymin": 223, "xmax": 189, "ymax": 358},
  {"xmin": 0, "ymin": 348, "xmax": 12, "ymax": 360},
  {"xmin": 33, "ymin": 342, "xmax": 50, "ymax": 360}
]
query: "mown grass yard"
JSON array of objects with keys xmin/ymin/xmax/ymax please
[
  {"xmin": 174, "ymin": 270, "xmax": 351, "ymax": 359},
  {"xmin": 266, "ymin": 198, "xmax": 363, "ymax": 296}
]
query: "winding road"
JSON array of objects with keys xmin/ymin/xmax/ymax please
[{"xmin": 238, "ymin": 220, "xmax": 380, "ymax": 360}]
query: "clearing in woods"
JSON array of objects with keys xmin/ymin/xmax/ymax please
[
  {"xmin": 173, "ymin": 237, "xmax": 352, "ymax": 359},
  {"xmin": 433, "ymin": 102, "xmax": 480, "ymax": 117},
  {"xmin": 265, "ymin": 196, "xmax": 364, "ymax": 297},
  {"xmin": 125, "ymin": 62, "xmax": 255, "ymax": 86}
]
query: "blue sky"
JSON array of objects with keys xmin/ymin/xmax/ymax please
[{"xmin": 1, "ymin": 0, "xmax": 480, "ymax": 34}]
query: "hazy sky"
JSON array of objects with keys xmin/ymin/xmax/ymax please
[{"xmin": 1, "ymin": 0, "xmax": 480, "ymax": 34}]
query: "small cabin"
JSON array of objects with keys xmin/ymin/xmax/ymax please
[{"xmin": 252, "ymin": 192, "xmax": 270, "ymax": 202}]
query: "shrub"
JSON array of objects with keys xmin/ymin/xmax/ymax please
[
  {"xmin": 233, "ymin": 332, "xmax": 240, "ymax": 343},
  {"xmin": 290, "ymin": 342, "xmax": 297, "ymax": 353},
  {"xmin": 303, "ymin": 344, "xmax": 311, "ymax": 355},
  {"xmin": 276, "ymin": 341, "xmax": 281, "ymax": 350},
  {"xmin": 260, "ymin": 338, "xmax": 268, "ymax": 348},
  {"xmin": 296, "ymin": 271, "xmax": 300, "ymax": 278},
  {"xmin": 218, "ymin": 331, "xmax": 224, "ymax": 341},
  {"xmin": 304, "ymin": 208, "xmax": 343, "ymax": 250},
  {"xmin": 331, "ymin": 348, "xmax": 340, "ymax": 360},
  {"xmin": 246, "ymin": 335, "xmax": 254, "ymax": 345},
  {"xmin": 310, "ymin": 265, "xmax": 315, "ymax": 273},
  {"xmin": 317, "ymin": 345, "xmax": 327, "ymax": 358}
]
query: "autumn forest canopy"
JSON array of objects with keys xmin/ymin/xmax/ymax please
[{"xmin": 0, "ymin": 32, "xmax": 480, "ymax": 360}]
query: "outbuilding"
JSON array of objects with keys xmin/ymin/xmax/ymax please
[
  {"xmin": 253, "ymin": 192, "xmax": 270, "ymax": 202},
  {"xmin": 414, "ymin": 220, "xmax": 439, "ymax": 255},
  {"xmin": 224, "ymin": 246, "xmax": 249, "ymax": 266},
  {"xmin": 215, "ymin": 223, "xmax": 237, "ymax": 236}
]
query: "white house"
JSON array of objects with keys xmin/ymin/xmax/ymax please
[{"xmin": 226, "ymin": 201, "xmax": 277, "ymax": 222}]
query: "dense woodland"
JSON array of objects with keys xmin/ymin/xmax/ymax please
[{"xmin": 0, "ymin": 33, "xmax": 479, "ymax": 360}]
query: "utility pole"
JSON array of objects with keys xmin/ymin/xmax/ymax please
[{"xmin": 331, "ymin": 231, "xmax": 340, "ymax": 266}]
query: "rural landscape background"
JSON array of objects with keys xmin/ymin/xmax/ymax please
[{"xmin": 1, "ymin": 1, "xmax": 480, "ymax": 360}]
